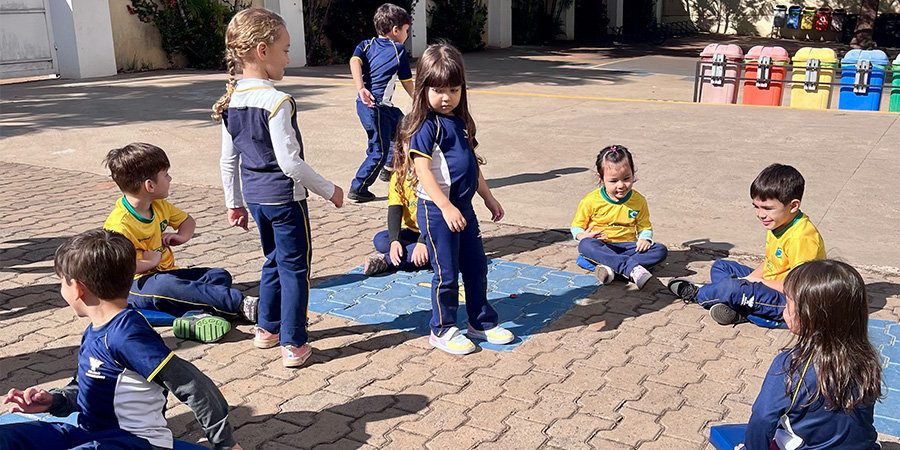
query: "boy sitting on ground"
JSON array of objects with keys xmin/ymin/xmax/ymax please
[
  {"xmin": 0, "ymin": 229, "xmax": 242, "ymax": 450},
  {"xmin": 668, "ymin": 163, "xmax": 825, "ymax": 327},
  {"xmin": 103, "ymin": 142, "xmax": 257, "ymax": 342}
]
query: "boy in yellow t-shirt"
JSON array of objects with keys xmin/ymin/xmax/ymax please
[
  {"xmin": 102, "ymin": 143, "xmax": 258, "ymax": 342},
  {"xmin": 364, "ymin": 170, "xmax": 429, "ymax": 275},
  {"xmin": 669, "ymin": 164, "xmax": 825, "ymax": 327}
]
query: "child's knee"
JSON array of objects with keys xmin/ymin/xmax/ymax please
[{"xmin": 577, "ymin": 238, "xmax": 604, "ymax": 254}]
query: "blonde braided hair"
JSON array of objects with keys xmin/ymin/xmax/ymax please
[{"xmin": 211, "ymin": 8, "xmax": 286, "ymax": 121}]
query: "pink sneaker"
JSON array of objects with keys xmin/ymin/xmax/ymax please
[
  {"xmin": 254, "ymin": 327, "xmax": 280, "ymax": 349},
  {"xmin": 282, "ymin": 343, "xmax": 312, "ymax": 368}
]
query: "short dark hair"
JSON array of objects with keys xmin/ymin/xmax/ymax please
[
  {"xmin": 750, "ymin": 163, "xmax": 804, "ymax": 204},
  {"xmin": 103, "ymin": 143, "xmax": 170, "ymax": 194},
  {"xmin": 595, "ymin": 144, "xmax": 635, "ymax": 180},
  {"xmin": 54, "ymin": 229, "xmax": 136, "ymax": 300},
  {"xmin": 374, "ymin": 3, "xmax": 411, "ymax": 36}
]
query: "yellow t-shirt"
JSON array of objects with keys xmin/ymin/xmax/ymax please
[
  {"xmin": 103, "ymin": 197, "xmax": 188, "ymax": 275},
  {"xmin": 764, "ymin": 212, "xmax": 826, "ymax": 281},
  {"xmin": 571, "ymin": 187, "xmax": 652, "ymax": 243},
  {"xmin": 388, "ymin": 171, "xmax": 419, "ymax": 233}
]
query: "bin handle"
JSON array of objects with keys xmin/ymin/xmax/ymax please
[
  {"xmin": 804, "ymin": 58, "xmax": 820, "ymax": 91},
  {"xmin": 756, "ymin": 55, "xmax": 772, "ymax": 88},
  {"xmin": 711, "ymin": 53, "xmax": 726, "ymax": 87},
  {"xmin": 853, "ymin": 59, "xmax": 871, "ymax": 94}
]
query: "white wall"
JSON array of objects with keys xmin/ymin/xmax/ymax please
[
  {"xmin": 264, "ymin": 0, "xmax": 307, "ymax": 67},
  {"xmin": 50, "ymin": 0, "xmax": 117, "ymax": 78}
]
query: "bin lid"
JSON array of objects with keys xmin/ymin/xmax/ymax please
[
  {"xmin": 746, "ymin": 46, "xmax": 790, "ymax": 62},
  {"xmin": 788, "ymin": 5, "xmax": 802, "ymax": 11},
  {"xmin": 775, "ymin": 4, "xmax": 787, "ymax": 10},
  {"xmin": 700, "ymin": 43, "xmax": 744, "ymax": 60},
  {"xmin": 817, "ymin": 7, "xmax": 832, "ymax": 13},
  {"xmin": 841, "ymin": 49, "xmax": 889, "ymax": 66},
  {"xmin": 833, "ymin": 8, "xmax": 847, "ymax": 14},
  {"xmin": 801, "ymin": 6, "xmax": 816, "ymax": 13},
  {"xmin": 792, "ymin": 47, "xmax": 837, "ymax": 65}
]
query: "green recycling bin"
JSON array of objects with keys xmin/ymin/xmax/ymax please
[{"xmin": 892, "ymin": 54, "xmax": 900, "ymax": 112}]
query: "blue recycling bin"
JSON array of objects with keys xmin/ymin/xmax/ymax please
[
  {"xmin": 787, "ymin": 6, "xmax": 802, "ymax": 29},
  {"xmin": 839, "ymin": 49, "xmax": 889, "ymax": 111}
]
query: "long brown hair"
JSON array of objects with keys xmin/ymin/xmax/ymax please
[
  {"xmin": 211, "ymin": 8, "xmax": 286, "ymax": 121},
  {"xmin": 782, "ymin": 259, "xmax": 882, "ymax": 413},
  {"xmin": 394, "ymin": 43, "xmax": 480, "ymax": 196}
]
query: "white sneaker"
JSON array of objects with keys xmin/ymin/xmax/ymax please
[
  {"xmin": 467, "ymin": 325, "xmax": 515, "ymax": 345},
  {"xmin": 594, "ymin": 263, "xmax": 615, "ymax": 285},
  {"xmin": 429, "ymin": 326, "xmax": 476, "ymax": 355},
  {"xmin": 630, "ymin": 265, "xmax": 653, "ymax": 290}
]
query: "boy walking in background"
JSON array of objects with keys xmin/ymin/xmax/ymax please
[{"xmin": 348, "ymin": 3, "xmax": 415, "ymax": 202}]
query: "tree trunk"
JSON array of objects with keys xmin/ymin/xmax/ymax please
[{"xmin": 851, "ymin": 0, "xmax": 878, "ymax": 49}]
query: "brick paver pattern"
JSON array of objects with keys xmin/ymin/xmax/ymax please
[{"xmin": 2, "ymin": 162, "xmax": 899, "ymax": 449}]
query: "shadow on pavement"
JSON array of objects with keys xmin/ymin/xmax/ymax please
[
  {"xmin": 486, "ymin": 166, "xmax": 589, "ymax": 189},
  {"xmin": 168, "ymin": 395, "xmax": 428, "ymax": 449}
]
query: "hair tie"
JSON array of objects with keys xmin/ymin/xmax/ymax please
[
  {"xmin": 225, "ymin": 81, "xmax": 235, "ymax": 94},
  {"xmin": 609, "ymin": 145, "xmax": 618, "ymax": 152}
]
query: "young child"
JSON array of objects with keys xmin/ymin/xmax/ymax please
[
  {"xmin": 348, "ymin": 3, "xmax": 415, "ymax": 202},
  {"xmin": 0, "ymin": 229, "xmax": 241, "ymax": 450},
  {"xmin": 737, "ymin": 259, "xmax": 881, "ymax": 450},
  {"xmin": 571, "ymin": 145, "xmax": 668, "ymax": 289},
  {"xmin": 669, "ymin": 164, "xmax": 826, "ymax": 326},
  {"xmin": 397, "ymin": 43, "xmax": 514, "ymax": 355},
  {"xmin": 364, "ymin": 139, "xmax": 429, "ymax": 275},
  {"xmin": 213, "ymin": 8, "xmax": 343, "ymax": 368},
  {"xmin": 102, "ymin": 143, "xmax": 257, "ymax": 343}
]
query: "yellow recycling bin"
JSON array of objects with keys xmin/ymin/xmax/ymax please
[{"xmin": 790, "ymin": 47, "xmax": 838, "ymax": 109}]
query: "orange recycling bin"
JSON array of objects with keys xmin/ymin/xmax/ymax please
[
  {"xmin": 743, "ymin": 46, "xmax": 790, "ymax": 106},
  {"xmin": 699, "ymin": 44, "xmax": 744, "ymax": 104}
]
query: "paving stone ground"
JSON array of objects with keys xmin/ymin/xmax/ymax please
[{"xmin": 2, "ymin": 162, "xmax": 900, "ymax": 449}]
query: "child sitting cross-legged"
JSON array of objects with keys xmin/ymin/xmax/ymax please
[
  {"xmin": 669, "ymin": 163, "xmax": 825, "ymax": 327},
  {"xmin": 103, "ymin": 143, "xmax": 258, "ymax": 343},
  {"xmin": 0, "ymin": 229, "xmax": 241, "ymax": 450}
]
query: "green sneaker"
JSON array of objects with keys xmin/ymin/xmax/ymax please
[{"xmin": 173, "ymin": 313, "xmax": 231, "ymax": 343}]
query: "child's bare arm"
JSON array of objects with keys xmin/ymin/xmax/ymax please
[
  {"xmin": 350, "ymin": 58, "xmax": 375, "ymax": 107},
  {"xmin": 401, "ymin": 79, "xmax": 414, "ymax": 98},
  {"xmin": 475, "ymin": 167, "xmax": 503, "ymax": 222},
  {"xmin": 162, "ymin": 215, "xmax": 195, "ymax": 247},
  {"xmin": 136, "ymin": 249, "xmax": 163, "ymax": 274}
]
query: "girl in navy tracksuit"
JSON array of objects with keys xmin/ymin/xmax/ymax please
[
  {"xmin": 213, "ymin": 9, "xmax": 344, "ymax": 368},
  {"xmin": 396, "ymin": 43, "xmax": 514, "ymax": 355},
  {"xmin": 739, "ymin": 260, "xmax": 882, "ymax": 450}
]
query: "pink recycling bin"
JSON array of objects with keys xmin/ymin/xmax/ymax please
[{"xmin": 699, "ymin": 44, "xmax": 745, "ymax": 104}]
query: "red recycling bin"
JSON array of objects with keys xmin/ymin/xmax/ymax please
[{"xmin": 815, "ymin": 7, "xmax": 832, "ymax": 31}]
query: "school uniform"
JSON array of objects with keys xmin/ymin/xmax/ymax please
[
  {"xmin": 220, "ymin": 78, "xmax": 335, "ymax": 347},
  {"xmin": 350, "ymin": 38, "xmax": 413, "ymax": 193},
  {"xmin": 697, "ymin": 212, "xmax": 826, "ymax": 322},
  {"xmin": 571, "ymin": 187, "xmax": 668, "ymax": 275},
  {"xmin": 372, "ymin": 171, "xmax": 426, "ymax": 271},
  {"xmin": 745, "ymin": 350, "xmax": 879, "ymax": 450},
  {"xmin": 104, "ymin": 198, "xmax": 244, "ymax": 319},
  {"xmin": 410, "ymin": 111, "xmax": 498, "ymax": 337},
  {"xmin": 0, "ymin": 308, "xmax": 235, "ymax": 450}
]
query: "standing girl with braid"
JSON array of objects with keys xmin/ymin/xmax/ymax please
[
  {"xmin": 396, "ymin": 43, "xmax": 514, "ymax": 355},
  {"xmin": 212, "ymin": 8, "xmax": 343, "ymax": 368}
]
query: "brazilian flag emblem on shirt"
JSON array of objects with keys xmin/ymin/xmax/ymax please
[
  {"xmin": 775, "ymin": 247, "xmax": 783, "ymax": 259},
  {"xmin": 628, "ymin": 210, "xmax": 638, "ymax": 218}
]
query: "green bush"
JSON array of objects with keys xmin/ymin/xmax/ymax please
[
  {"xmin": 325, "ymin": 0, "xmax": 414, "ymax": 63},
  {"xmin": 304, "ymin": 0, "xmax": 333, "ymax": 65},
  {"xmin": 427, "ymin": 0, "xmax": 488, "ymax": 52},
  {"xmin": 511, "ymin": 0, "xmax": 573, "ymax": 45},
  {"xmin": 129, "ymin": 0, "xmax": 242, "ymax": 70}
]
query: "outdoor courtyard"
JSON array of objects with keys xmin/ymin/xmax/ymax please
[{"xmin": 2, "ymin": 37, "xmax": 899, "ymax": 449}]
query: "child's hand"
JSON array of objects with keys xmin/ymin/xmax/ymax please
[
  {"xmin": 330, "ymin": 186, "xmax": 344, "ymax": 208},
  {"xmin": 635, "ymin": 239, "xmax": 652, "ymax": 253},
  {"xmin": 441, "ymin": 205, "xmax": 466, "ymax": 232},
  {"xmin": 161, "ymin": 233, "xmax": 188, "ymax": 247},
  {"xmin": 144, "ymin": 249, "xmax": 163, "ymax": 267},
  {"xmin": 389, "ymin": 241, "xmax": 404, "ymax": 266},
  {"xmin": 4, "ymin": 388, "xmax": 53, "ymax": 414},
  {"xmin": 734, "ymin": 444, "xmax": 744, "ymax": 450},
  {"xmin": 227, "ymin": 207, "xmax": 249, "ymax": 231},
  {"xmin": 484, "ymin": 196, "xmax": 504, "ymax": 222},
  {"xmin": 358, "ymin": 88, "xmax": 376, "ymax": 107},
  {"xmin": 228, "ymin": 445, "xmax": 244, "ymax": 450},
  {"xmin": 580, "ymin": 226, "xmax": 608, "ymax": 241},
  {"xmin": 411, "ymin": 243, "xmax": 429, "ymax": 266}
]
